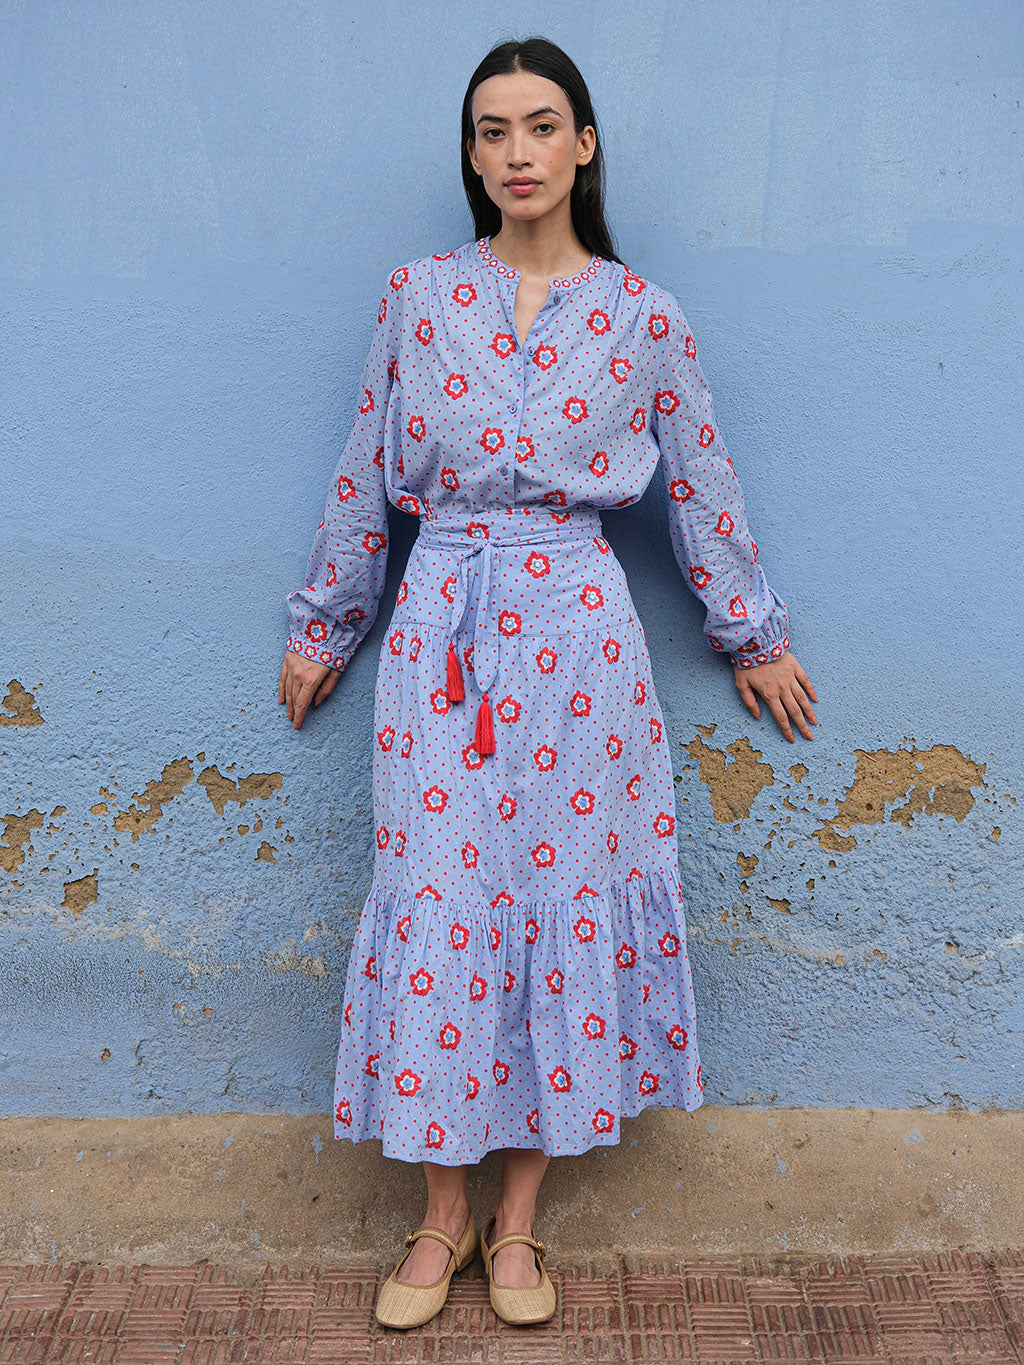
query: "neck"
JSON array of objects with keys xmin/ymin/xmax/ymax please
[{"xmin": 488, "ymin": 214, "xmax": 593, "ymax": 280}]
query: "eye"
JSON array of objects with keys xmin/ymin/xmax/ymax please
[
  {"xmin": 482, "ymin": 128, "xmax": 503, "ymax": 140},
  {"xmin": 534, "ymin": 123, "xmax": 555, "ymax": 134}
]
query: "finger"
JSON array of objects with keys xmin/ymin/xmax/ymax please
[
  {"xmin": 790, "ymin": 679, "xmax": 818, "ymax": 726},
  {"xmin": 734, "ymin": 678, "xmax": 760, "ymax": 719},
  {"xmin": 795, "ymin": 666, "xmax": 818, "ymax": 703},
  {"xmin": 766, "ymin": 694, "xmax": 795, "ymax": 742},
  {"xmin": 782, "ymin": 687, "xmax": 814, "ymax": 741},
  {"xmin": 292, "ymin": 681, "xmax": 317, "ymax": 730},
  {"xmin": 278, "ymin": 660, "xmax": 287, "ymax": 704},
  {"xmin": 314, "ymin": 669, "xmax": 341, "ymax": 705},
  {"xmin": 285, "ymin": 669, "xmax": 295, "ymax": 724}
]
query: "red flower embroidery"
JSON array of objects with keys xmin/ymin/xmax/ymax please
[
  {"xmin": 489, "ymin": 331, "xmax": 516, "ymax": 359},
  {"xmin": 395, "ymin": 1068, "xmax": 422, "ymax": 1096},
  {"xmin": 532, "ymin": 842, "xmax": 556, "ymax": 867},
  {"xmin": 547, "ymin": 1065, "xmax": 572, "ymax": 1092}
]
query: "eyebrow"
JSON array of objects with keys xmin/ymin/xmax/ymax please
[{"xmin": 475, "ymin": 106, "xmax": 563, "ymax": 126}]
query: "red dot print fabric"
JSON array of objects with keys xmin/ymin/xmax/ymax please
[{"xmin": 286, "ymin": 237, "xmax": 791, "ymax": 1164}]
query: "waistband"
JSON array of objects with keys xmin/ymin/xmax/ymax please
[
  {"xmin": 418, "ymin": 503, "xmax": 604, "ymax": 549},
  {"xmin": 413, "ymin": 505, "xmax": 605, "ymax": 758}
]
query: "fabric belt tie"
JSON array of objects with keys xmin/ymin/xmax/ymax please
[{"xmin": 418, "ymin": 508, "xmax": 604, "ymax": 759}]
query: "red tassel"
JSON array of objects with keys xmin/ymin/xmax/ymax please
[
  {"xmin": 474, "ymin": 691, "xmax": 495, "ymax": 755},
  {"xmin": 446, "ymin": 641, "xmax": 465, "ymax": 701}
]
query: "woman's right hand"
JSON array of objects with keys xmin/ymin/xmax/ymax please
[{"xmin": 278, "ymin": 651, "xmax": 342, "ymax": 729}]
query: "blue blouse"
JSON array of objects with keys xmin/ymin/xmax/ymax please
[{"xmin": 286, "ymin": 235, "xmax": 790, "ymax": 672}]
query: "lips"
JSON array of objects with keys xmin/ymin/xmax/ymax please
[{"xmin": 506, "ymin": 179, "xmax": 539, "ymax": 187}]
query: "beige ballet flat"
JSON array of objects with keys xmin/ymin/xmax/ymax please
[
  {"xmin": 374, "ymin": 1211, "xmax": 478, "ymax": 1329},
  {"xmin": 480, "ymin": 1212, "xmax": 557, "ymax": 1325}
]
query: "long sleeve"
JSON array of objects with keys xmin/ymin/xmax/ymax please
[
  {"xmin": 650, "ymin": 293, "xmax": 791, "ymax": 669},
  {"xmin": 285, "ymin": 272, "xmax": 402, "ymax": 672}
]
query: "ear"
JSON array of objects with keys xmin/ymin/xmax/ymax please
[{"xmin": 576, "ymin": 126, "xmax": 597, "ymax": 166}]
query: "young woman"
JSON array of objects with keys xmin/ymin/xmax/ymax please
[{"xmin": 279, "ymin": 36, "xmax": 818, "ymax": 1331}]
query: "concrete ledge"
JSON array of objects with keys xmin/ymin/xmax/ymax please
[{"xmin": 2, "ymin": 1106, "xmax": 1020, "ymax": 1263}]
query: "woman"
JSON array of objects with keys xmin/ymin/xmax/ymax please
[{"xmin": 279, "ymin": 36, "xmax": 818, "ymax": 1331}]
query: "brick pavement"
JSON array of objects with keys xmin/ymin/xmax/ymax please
[{"xmin": 1, "ymin": 1250, "xmax": 1022, "ymax": 1362}]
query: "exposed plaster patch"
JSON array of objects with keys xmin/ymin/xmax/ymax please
[
  {"xmin": 0, "ymin": 680, "xmax": 44, "ymax": 727},
  {"xmin": 767, "ymin": 897, "xmax": 792, "ymax": 914},
  {"xmin": 684, "ymin": 733, "xmax": 775, "ymax": 822},
  {"xmin": 1, "ymin": 809, "xmax": 46, "ymax": 874},
  {"xmin": 196, "ymin": 766, "xmax": 284, "ymax": 816},
  {"xmin": 255, "ymin": 842, "xmax": 277, "ymax": 863},
  {"xmin": 112, "ymin": 758, "xmax": 195, "ymax": 840},
  {"xmin": 262, "ymin": 938, "xmax": 330, "ymax": 978},
  {"xmin": 63, "ymin": 870, "xmax": 98, "ymax": 916},
  {"xmin": 812, "ymin": 744, "xmax": 987, "ymax": 850},
  {"xmin": 789, "ymin": 763, "xmax": 808, "ymax": 783},
  {"xmin": 737, "ymin": 853, "xmax": 758, "ymax": 876}
]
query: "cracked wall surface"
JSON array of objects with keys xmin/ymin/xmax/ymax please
[{"xmin": 1, "ymin": 0, "xmax": 1022, "ymax": 1120}]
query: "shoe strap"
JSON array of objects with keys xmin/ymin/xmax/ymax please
[
  {"xmin": 403, "ymin": 1224, "xmax": 461, "ymax": 1260},
  {"xmin": 487, "ymin": 1230, "xmax": 547, "ymax": 1261}
]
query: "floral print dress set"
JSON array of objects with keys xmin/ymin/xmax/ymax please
[{"xmin": 287, "ymin": 236, "xmax": 791, "ymax": 1164}]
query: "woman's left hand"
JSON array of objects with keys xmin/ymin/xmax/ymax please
[{"xmin": 732, "ymin": 651, "xmax": 818, "ymax": 742}]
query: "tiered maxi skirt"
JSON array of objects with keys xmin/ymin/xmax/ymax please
[{"xmin": 334, "ymin": 504, "xmax": 704, "ymax": 1165}]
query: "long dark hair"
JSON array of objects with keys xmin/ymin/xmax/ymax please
[{"xmin": 460, "ymin": 36, "xmax": 625, "ymax": 268}]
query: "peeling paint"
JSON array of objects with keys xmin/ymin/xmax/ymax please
[
  {"xmin": 112, "ymin": 759, "xmax": 195, "ymax": 841},
  {"xmin": 0, "ymin": 680, "xmax": 44, "ymax": 727},
  {"xmin": 255, "ymin": 842, "xmax": 277, "ymax": 863},
  {"xmin": 63, "ymin": 870, "xmax": 99, "ymax": 916},
  {"xmin": 196, "ymin": 766, "xmax": 284, "ymax": 816},
  {"xmin": 1, "ymin": 809, "xmax": 46, "ymax": 874},
  {"xmin": 812, "ymin": 744, "xmax": 987, "ymax": 850},
  {"xmin": 684, "ymin": 732, "xmax": 775, "ymax": 822}
]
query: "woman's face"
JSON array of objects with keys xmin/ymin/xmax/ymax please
[{"xmin": 467, "ymin": 69, "xmax": 595, "ymax": 227}]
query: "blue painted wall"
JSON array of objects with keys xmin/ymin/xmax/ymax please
[{"xmin": 2, "ymin": 0, "xmax": 1021, "ymax": 1118}]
